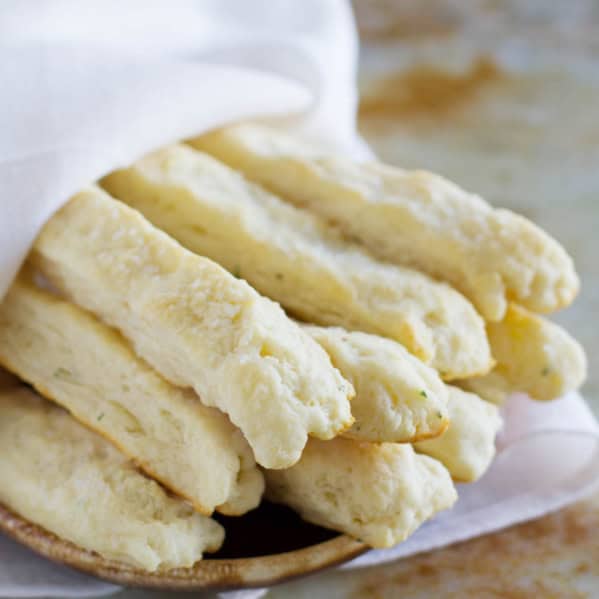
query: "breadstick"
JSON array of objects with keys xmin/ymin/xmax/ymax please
[
  {"xmin": 102, "ymin": 145, "xmax": 491, "ymax": 379},
  {"xmin": 302, "ymin": 325, "xmax": 449, "ymax": 442},
  {"xmin": 30, "ymin": 187, "xmax": 354, "ymax": 470},
  {"xmin": 264, "ymin": 438, "xmax": 457, "ymax": 548},
  {"xmin": 0, "ymin": 386, "xmax": 224, "ymax": 571},
  {"xmin": 0, "ymin": 275, "xmax": 264, "ymax": 515},
  {"xmin": 460, "ymin": 304, "xmax": 586, "ymax": 402},
  {"xmin": 415, "ymin": 386, "xmax": 502, "ymax": 482},
  {"xmin": 192, "ymin": 124, "xmax": 578, "ymax": 321}
]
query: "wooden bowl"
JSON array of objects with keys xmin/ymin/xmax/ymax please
[{"xmin": 0, "ymin": 500, "xmax": 368, "ymax": 591}]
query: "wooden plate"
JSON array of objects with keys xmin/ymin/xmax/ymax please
[{"xmin": 0, "ymin": 500, "xmax": 368, "ymax": 591}]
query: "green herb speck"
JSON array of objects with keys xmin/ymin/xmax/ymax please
[
  {"xmin": 541, "ymin": 366, "xmax": 551, "ymax": 376},
  {"xmin": 275, "ymin": 273, "xmax": 284, "ymax": 281},
  {"xmin": 53, "ymin": 367, "xmax": 71, "ymax": 380},
  {"xmin": 437, "ymin": 412, "xmax": 444, "ymax": 419},
  {"xmin": 419, "ymin": 389, "xmax": 428, "ymax": 398},
  {"xmin": 97, "ymin": 413, "xmax": 105, "ymax": 422}
]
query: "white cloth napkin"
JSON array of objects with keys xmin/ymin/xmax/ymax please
[{"xmin": 1, "ymin": 2, "xmax": 598, "ymax": 598}]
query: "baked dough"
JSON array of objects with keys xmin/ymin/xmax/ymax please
[
  {"xmin": 415, "ymin": 386, "xmax": 502, "ymax": 482},
  {"xmin": 459, "ymin": 304, "xmax": 587, "ymax": 402},
  {"xmin": 303, "ymin": 325, "xmax": 449, "ymax": 442},
  {"xmin": 264, "ymin": 438, "xmax": 457, "ymax": 548},
  {"xmin": 0, "ymin": 275, "xmax": 264, "ymax": 515},
  {"xmin": 193, "ymin": 124, "xmax": 578, "ymax": 322},
  {"xmin": 0, "ymin": 386, "xmax": 224, "ymax": 571},
  {"xmin": 30, "ymin": 186, "xmax": 354, "ymax": 470},
  {"xmin": 458, "ymin": 371, "xmax": 512, "ymax": 405},
  {"xmin": 102, "ymin": 145, "xmax": 491, "ymax": 379}
]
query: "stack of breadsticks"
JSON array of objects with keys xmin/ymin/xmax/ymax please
[{"xmin": 0, "ymin": 124, "xmax": 586, "ymax": 571}]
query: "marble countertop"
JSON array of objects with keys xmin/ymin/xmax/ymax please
[{"xmin": 114, "ymin": 2, "xmax": 599, "ymax": 597}]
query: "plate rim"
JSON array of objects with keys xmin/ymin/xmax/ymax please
[{"xmin": 0, "ymin": 503, "xmax": 369, "ymax": 591}]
